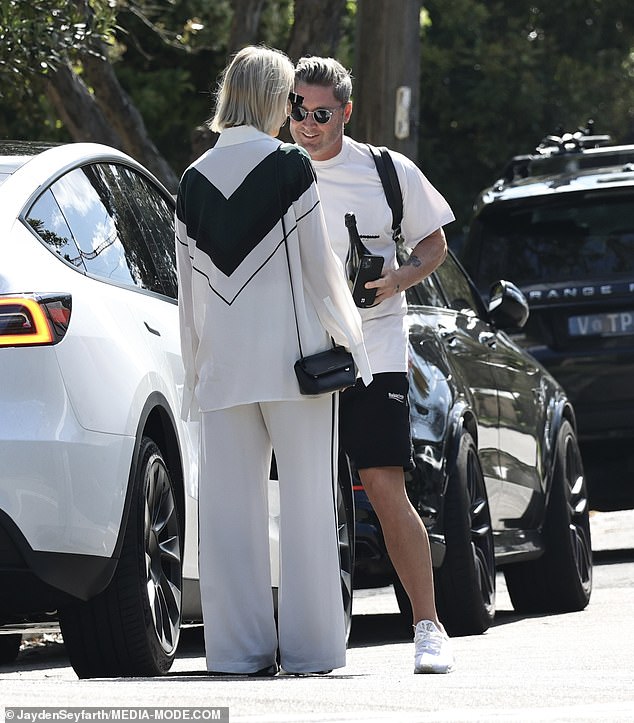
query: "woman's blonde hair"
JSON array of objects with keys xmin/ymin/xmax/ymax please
[{"xmin": 210, "ymin": 45, "xmax": 294, "ymax": 134}]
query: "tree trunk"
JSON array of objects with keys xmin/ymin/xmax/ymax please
[
  {"xmin": 44, "ymin": 56, "xmax": 179, "ymax": 193},
  {"xmin": 286, "ymin": 0, "xmax": 347, "ymax": 61},
  {"xmin": 44, "ymin": 62, "xmax": 124, "ymax": 149},
  {"xmin": 80, "ymin": 49, "xmax": 179, "ymax": 192},
  {"xmin": 352, "ymin": 0, "xmax": 421, "ymax": 161},
  {"xmin": 227, "ymin": 0, "xmax": 267, "ymax": 54}
]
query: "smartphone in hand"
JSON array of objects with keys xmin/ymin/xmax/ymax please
[{"xmin": 352, "ymin": 254, "xmax": 384, "ymax": 307}]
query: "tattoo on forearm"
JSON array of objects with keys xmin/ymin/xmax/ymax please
[{"xmin": 404, "ymin": 255, "xmax": 422, "ymax": 268}]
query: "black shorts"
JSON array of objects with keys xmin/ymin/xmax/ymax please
[{"xmin": 339, "ymin": 372, "xmax": 414, "ymax": 471}]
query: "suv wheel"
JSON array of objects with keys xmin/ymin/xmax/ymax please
[
  {"xmin": 504, "ymin": 420, "xmax": 592, "ymax": 613},
  {"xmin": 394, "ymin": 430, "xmax": 495, "ymax": 635},
  {"xmin": 434, "ymin": 429, "xmax": 495, "ymax": 635},
  {"xmin": 59, "ymin": 437, "xmax": 183, "ymax": 678}
]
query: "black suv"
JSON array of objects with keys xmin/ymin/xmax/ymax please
[{"xmin": 460, "ymin": 124, "xmax": 634, "ymax": 511}]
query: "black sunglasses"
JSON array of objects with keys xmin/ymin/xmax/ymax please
[
  {"xmin": 289, "ymin": 105, "xmax": 341, "ymax": 124},
  {"xmin": 288, "ymin": 92, "xmax": 304, "ymax": 107}
]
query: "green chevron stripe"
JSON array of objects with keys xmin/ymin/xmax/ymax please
[{"xmin": 176, "ymin": 144, "xmax": 314, "ymax": 277}]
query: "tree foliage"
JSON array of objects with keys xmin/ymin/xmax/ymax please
[
  {"xmin": 419, "ymin": 0, "xmax": 634, "ymax": 233},
  {"xmin": 2, "ymin": 1, "xmax": 634, "ymax": 232},
  {"xmin": 0, "ymin": 0, "xmax": 115, "ymax": 91}
]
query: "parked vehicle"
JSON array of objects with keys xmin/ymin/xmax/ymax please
[
  {"xmin": 0, "ymin": 141, "xmax": 200, "ymax": 678},
  {"xmin": 459, "ymin": 124, "xmax": 634, "ymax": 511},
  {"xmin": 0, "ymin": 140, "xmax": 354, "ymax": 678},
  {"xmin": 353, "ymin": 249, "xmax": 593, "ymax": 636},
  {"xmin": 0, "ymin": 141, "xmax": 592, "ymax": 676}
]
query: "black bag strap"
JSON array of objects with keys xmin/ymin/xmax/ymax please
[
  {"xmin": 367, "ymin": 143, "xmax": 403, "ymax": 243},
  {"xmin": 276, "ymin": 147, "xmax": 303, "ymax": 357},
  {"xmin": 276, "ymin": 146, "xmax": 335, "ymax": 357}
]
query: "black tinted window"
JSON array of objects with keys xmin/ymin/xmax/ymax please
[
  {"xmin": 41, "ymin": 164, "xmax": 165, "ymax": 293},
  {"xmin": 468, "ymin": 191, "xmax": 634, "ymax": 289},
  {"xmin": 113, "ymin": 165, "xmax": 177, "ymax": 298},
  {"xmin": 433, "ymin": 253, "xmax": 483, "ymax": 315},
  {"xmin": 26, "ymin": 189, "xmax": 85, "ymax": 270},
  {"xmin": 28, "ymin": 163, "xmax": 176, "ymax": 297},
  {"xmin": 25, "ymin": 161, "xmax": 176, "ymax": 298},
  {"xmin": 406, "ymin": 275, "xmax": 446, "ymax": 308}
]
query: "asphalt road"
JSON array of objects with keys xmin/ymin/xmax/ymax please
[{"xmin": 1, "ymin": 510, "xmax": 634, "ymax": 723}]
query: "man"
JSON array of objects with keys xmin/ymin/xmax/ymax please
[{"xmin": 290, "ymin": 56, "xmax": 455, "ymax": 674}]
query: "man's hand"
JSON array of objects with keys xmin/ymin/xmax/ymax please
[
  {"xmin": 364, "ymin": 227, "xmax": 448, "ymax": 305},
  {"xmin": 364, "ymin": 267, "xmax": 403, "ymax": 304}
]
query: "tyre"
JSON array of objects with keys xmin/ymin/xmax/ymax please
[
  {"xmin": 433, "ymin": 430, "xmax": 496, "ymax": 635},
  {"xmin": 504, "ymin": 420, "xmax": 592, "ymax": 613},
  {"xmin": 0, "ymin": 634, "xmax": 21, "ymax": 664},
  {"xmin": 59, "ymin": 437, "xmax": 183, "ymax": 678},
  {"xmin": 337, "ymin": 454, "xmax": 355, "ymax": 641}
]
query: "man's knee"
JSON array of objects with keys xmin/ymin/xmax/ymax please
[{"xmin": 359, "ymin": 466, "xmax": 406, "ymax": 506}]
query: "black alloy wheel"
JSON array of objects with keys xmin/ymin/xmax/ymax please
[
  {"xmin": 433, "ymin": 429, "xmax": 496, "ymax": 635},
  {"xmin": 394, "ymin": 430, "xmax": 495, "ymax": 635},
  {"xmin": 504, "ymin": 420, "xmax": 592, "ymax": 613},
  {"xmin": 59, "ymin": 437, "xmax": 183, "ymax": 678}
]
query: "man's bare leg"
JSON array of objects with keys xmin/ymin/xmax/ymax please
[{"xmin": 359, "ymin": 465, "xmax": 440, "ymax": 626}]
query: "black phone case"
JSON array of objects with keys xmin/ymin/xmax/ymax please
[{"xmin": 352, "ymin": 255, "xmax": 384, "ymax": 307}]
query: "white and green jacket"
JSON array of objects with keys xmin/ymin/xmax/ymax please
[{"xmin": 175, "ymin": 125, "xmax": 371, "ymax": 418}]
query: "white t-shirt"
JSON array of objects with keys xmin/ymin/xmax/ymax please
[{"xmin": 311, "ymin": 135, "xmax": 455, "ymax": 374}]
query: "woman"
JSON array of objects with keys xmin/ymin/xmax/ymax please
[{"xmin": 175, "ymin": 45, "xmax": 371, "ymax": 676}]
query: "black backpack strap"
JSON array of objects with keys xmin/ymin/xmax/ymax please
[{"xmin": 367, "ymin": 143, "xmax": 403, "ymax": 243}]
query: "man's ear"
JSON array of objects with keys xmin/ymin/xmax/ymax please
[{"xmin": 343, "ymin": 100, "xmax": 353, "ymax": 124}]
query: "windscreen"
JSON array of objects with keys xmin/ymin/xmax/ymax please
[{"xmin": 469, "ymin": 190, "xmax": 634, "ymax": 288}]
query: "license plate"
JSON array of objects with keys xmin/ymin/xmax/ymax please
[{"xmin": 568, "ymin": 311, "xmax": 634, "ymax": 336}]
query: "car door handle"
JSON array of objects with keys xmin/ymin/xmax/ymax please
[{"xmin": 144, "ymin": 321, "xmax": 161, "ymax": 337}]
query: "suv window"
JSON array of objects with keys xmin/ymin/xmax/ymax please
[
  {"xmin": 109, "ymin": 164, "xmax": 177, "ymax": 298},
  {"xmin": 433, "ymin": 253, "xmax": 484, "ymax": 316},
  {"xmin": 26, "ymin": 162, "xmax": 174, "ymax": 297},
  {"xmin": 26, "ymin": 189, "xmax": 86, "ymax": 270},
  {"xmin": 467, "ymin": 190, "xmax": 634, "ymax": 289},
  {"xmin": 406, "ymin": 274, "xmax": 446, "ymax": 308}
]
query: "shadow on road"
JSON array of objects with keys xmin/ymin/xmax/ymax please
[
  {"xmin": 175, "ymin": 614, "xmax": 413, "ymax": 655},
  {"xmin": 593, "ymin": 547, "xmax": 634, "ymax": 564},
  {"xmin": 349, "ymin": 613, "xmax": 411, "ymax": 648},
  {"xmin": 2, "ymin": 546, "xmax": 632, "ymax": 672}
]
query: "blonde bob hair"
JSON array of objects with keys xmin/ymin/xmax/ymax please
[{"xmin": 210, "ymin": 45, "xmax": 294, "ymax": 135}]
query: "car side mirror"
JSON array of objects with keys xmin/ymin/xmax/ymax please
[{"xmin": 488, "ymin": 280, "xmax": 529, "ymax": 330}]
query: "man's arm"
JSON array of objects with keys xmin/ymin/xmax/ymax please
[{"xmin": 365, "ymin": 227, "xmax": 448, "ymax": 304}]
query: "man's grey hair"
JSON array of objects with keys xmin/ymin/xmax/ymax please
[{"xmin": 294, "ymin": 56, "xmax": 353, "ymax": 104}]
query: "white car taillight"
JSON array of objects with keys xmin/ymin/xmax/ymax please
[{"xmin": 0, "ymin": 294, "xmax": 72, "ymax": 347}]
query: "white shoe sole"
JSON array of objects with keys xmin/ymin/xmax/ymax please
[{"xmin": 414, "ymin": 662, "xmax": 455, "ymax": 674}]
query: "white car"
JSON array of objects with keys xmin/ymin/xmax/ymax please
[
  {"xmin": 0, "ymin": 141, "xmax": 201, "ymax": 678},
  {"xmin": 0, "ymin": 141, "xmax": 355, "ymax": 679}
]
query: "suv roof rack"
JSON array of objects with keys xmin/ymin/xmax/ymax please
[{"xmin": 498, "ymin": 120, "xmax": 634, "ymax": 185}]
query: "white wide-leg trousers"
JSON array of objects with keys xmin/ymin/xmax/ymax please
[{"xmin": 198, "ymin": 395, "xmax": 347, "ymax": 674}]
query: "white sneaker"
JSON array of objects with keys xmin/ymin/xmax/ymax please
[{"xmin": 413, "ymin": 620, "xmax": 455, "ymax": 674}]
